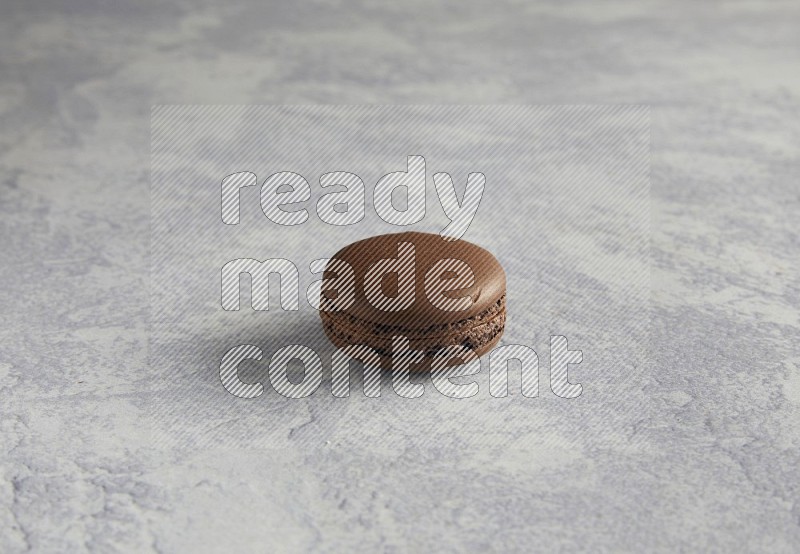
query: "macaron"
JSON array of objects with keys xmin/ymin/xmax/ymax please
[{"xmin": 319, "ymin": 231, "xmax": 506, "ymax": 369}]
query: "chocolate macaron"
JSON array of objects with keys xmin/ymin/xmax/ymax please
[{"xmin": 319, "ymin": 231, "xmax": 506, "ymax": 369}]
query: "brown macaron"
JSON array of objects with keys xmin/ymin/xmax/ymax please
[{"xmin": 319, "ymin": 231, "xmax": 506, "ymax": 369}]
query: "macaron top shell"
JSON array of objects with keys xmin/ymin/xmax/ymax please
[{"xmin": 324, "ymin": 231, "xmax": 505, "ymax": 329}]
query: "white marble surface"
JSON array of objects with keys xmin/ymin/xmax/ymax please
[{"xmin": 1, "ymin": 1, "xmax": 799, "ymax": 552}]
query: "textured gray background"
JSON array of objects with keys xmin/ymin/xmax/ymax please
[
  {"xmin": 1, "ymin": 1, "xmax": 798, "ymax": 552},
  {"xmin": 149, "ymin": 105, "xmax": 650, "ymax": 449}
]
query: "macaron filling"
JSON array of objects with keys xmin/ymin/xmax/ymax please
[{"xmin": 321, "ymin": 294, "xmax": 506, "ymax": 357}]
